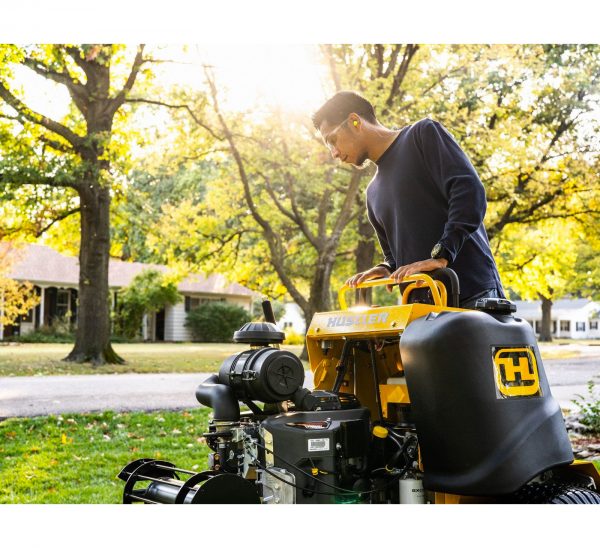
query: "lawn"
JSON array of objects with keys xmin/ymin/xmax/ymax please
[
  {"xmin": 1, "ymin": 408, "xmax": 598, "ymax": 504},
  {"xmin": 0, "ymin": 343, "xmax": 303, "ymax": 377},
  {"xmin": 0, "ymin": 407, "xmax": 211, "ymax": 503},
  {"xmin": 0, "ymin": 341, "xmax": 589, "ymax": 377}
]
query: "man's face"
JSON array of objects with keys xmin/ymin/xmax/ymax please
[{"xmin": 319, "ymin": 117, "xmax": 369, "ymax": 168}]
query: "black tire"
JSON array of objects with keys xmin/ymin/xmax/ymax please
[{"xmin": 508, "ymin": 481, "xmax": 600, "ymax": 504}]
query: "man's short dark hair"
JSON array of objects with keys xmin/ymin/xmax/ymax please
[{"xmin": 312, "ymin": 91, "xmax": 377, "ymax": 130}]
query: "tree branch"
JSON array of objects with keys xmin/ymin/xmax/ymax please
[
  {"xmin": 38, "ymin": 134, "xmax": 76, "ymax": 154},
  {"xmin": 109, "ymin": 44, "xmax": 146, "ymax": 116},
  {"xmin": 382, "ymin": 44, "xmax": 419, "ymax": 116},
  {"xmin": 0, "ymin": 80, "xmax": 84, "ymax": 149},
  {"xmin": 34, "ymin": 207, "xmax": 81, "ymax": 237},
  {"xmin": 383, "ymin": 45, "xmax": 403, "ymax": 78},
  {"xmin": 321, "ymin": 45, "xmax": 341, "ymax": 92},
  {"xmin": 22, "ymin": 56, "xmax": 84, "ymax": 90},
  {"xmin": 0, "ymin": 171, "xmax": 78, "ymax": 189},
  {"xmin": 203, "ymin": 65, "xmax": 308, "ymax": 311},
  {"xmin": 126, "ymin": 97, "xmax": 224, "ymax": 141}
]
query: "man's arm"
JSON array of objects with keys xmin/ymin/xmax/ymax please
[
  {"xmin": 417, "ymin": 118, "xmax": 487, "ymax": 262},
  {"xmin": 367, "ymin": 201, "xmax": 396, "ymax": 272}
]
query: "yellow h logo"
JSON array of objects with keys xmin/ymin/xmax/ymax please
[{"xmin": 493, "ymin": 347, "xmax": 540, "ymax": 397}]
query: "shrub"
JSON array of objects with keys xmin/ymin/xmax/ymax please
[
  {"xmin": 283, "ymin": 328, "xmax": 305, "ymax": 345},
  {"xmin": 114, "ymin": 269, "xmax": 181, "ymax": 339},
  {"xmin": 572, "ymin": 381, "xmax": 600, "ymax": 433},
  {"xmin": 11, "ymin": 315, "xmax": 75, "ymax": 343},
  {"xmin": 185, "ymin": 302, "xmax": 251, "ymax": 342}
]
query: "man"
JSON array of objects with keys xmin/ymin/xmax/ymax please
[{"xmin": 312, "ymin": 91, "xmax": 504, "ymax": 308}]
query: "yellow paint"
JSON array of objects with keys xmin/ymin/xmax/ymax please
[
  {"xmin": 379, "ymin": 384, "xmax": 411, "ymax": 418},
  {"xmin": 493, "ymin": 347, "xmax": 540, "ymax": 397}
]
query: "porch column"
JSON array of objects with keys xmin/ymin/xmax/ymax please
[
  {"xmin": 0, "ymin": 291, "xmax": 4, "ymax": 341},
  {"xmin": 39, "ymin": 286, "xmax": 45, "ymax": 327}
]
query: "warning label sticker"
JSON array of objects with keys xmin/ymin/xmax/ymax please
[{"xmin": 308, "ymin": 438, "xmax": 330, "ymax": 452}]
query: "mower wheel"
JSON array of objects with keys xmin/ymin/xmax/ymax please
[{"xmin": 509, "ymin": 482, "xmax": 600, "ymax": 504}]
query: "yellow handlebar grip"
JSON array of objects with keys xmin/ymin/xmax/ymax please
[{"xmin": 338, "ymin": 274, "xmax": 445, "ymax": 310}]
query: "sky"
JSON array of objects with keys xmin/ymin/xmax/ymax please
[{"xmin": 7, "ymin": 44, "xmax": 331, "ymax": 130}]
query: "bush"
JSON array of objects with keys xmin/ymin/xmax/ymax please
[
  {"xmin": 572, "ymin": 381, "xmax": 600, "ymax": 434},
  {"xmin": 11, "ymin": 315, "xmax": 75, "ymax": 343},
  {"xmin": 11, "ymin": 330, "xmax": 74, "ymax": 343},
  {"xmin": 185, "ymin": 302, "xmax": 251, "ymax": 342},
  {"xmin": 283, "ymin": 328, "xmax": 305, "ymax": 345},
  {"xmin": 114, "ymin": 269, "xmax": 181, "ymax": 339}
]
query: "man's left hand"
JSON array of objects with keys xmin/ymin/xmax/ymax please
[{"xmin": 389, "ymin": 258, "xmax": 448, "ymax": 284}]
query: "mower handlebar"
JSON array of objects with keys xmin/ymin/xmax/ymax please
[{"xmin": 338, "ymin": 273, "xmax": 447, "ymax": 310}]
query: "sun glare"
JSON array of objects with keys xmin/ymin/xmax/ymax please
[
  {"xmin": 156, "ymin": 44, "xmax": 331, "ymax": 117},
  {"xmin": 203, "ymin": 44, "xmax": 330, "ymax": 115}
]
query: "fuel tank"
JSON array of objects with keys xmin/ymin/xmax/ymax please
[{"xmin": 400, "ymin": 309, "xmax": 573, "ymax": 496}]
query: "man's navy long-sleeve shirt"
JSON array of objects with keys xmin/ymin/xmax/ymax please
[{"xmin": 366, "ymin": 118, "xmax": 504, "ymax": 301}]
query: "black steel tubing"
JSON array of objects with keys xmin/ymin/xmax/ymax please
[
  {"xmin": 369, "ymin": 340, "xmax": 384, "ymax": 422},
  {"xmin": 332, "ymin": 339, "xmax": 353, "ymax": 393}
]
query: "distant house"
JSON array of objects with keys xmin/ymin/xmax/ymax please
[
  {"xmin": 276, "ymin": 302, "xmax": 306, "ymax": 333},
  {"xmin": 1, "ymin": 244, "xmax": 254, "ymax": 342},
  {"xmin": 513, "ymin": 298, "xmax": 600, "ymax": 339}
]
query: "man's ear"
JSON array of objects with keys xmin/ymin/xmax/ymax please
[{"xmin": 349, "ymin": 114, "xmax": 360, "ymax": 129}]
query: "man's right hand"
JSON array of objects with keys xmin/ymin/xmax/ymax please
[{"xmin": 345, "ymin": 265, "xmax": 392, "ymax": 288}]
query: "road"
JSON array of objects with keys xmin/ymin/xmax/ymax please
[{"xmin": 1, "ymin": 351, "xmax": 599, "ymax": 419}]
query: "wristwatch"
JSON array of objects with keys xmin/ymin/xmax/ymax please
[{"xmin": 431, "ymin": 243, "xmax": 452, "ymax": 262}]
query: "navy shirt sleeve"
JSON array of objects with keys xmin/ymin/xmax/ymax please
[
  {"xmin": 416, "ymin": 119, "xmax": 487, "ymax": 263},
  {"xmin": 367, "ymin": 199, "xmax": 397, "ymax": 272}
]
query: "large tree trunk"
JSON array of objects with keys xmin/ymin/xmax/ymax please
[
  {"xmin": 300, "ymin": 255, "xmax": 335, "ymax": 360},
  {"xmin": 64, "ymin": 183, "xmax": 123, "ymax": 364},
  {"xmin": 539, "ymin": 294, "xmax": 553, "ymax": 342},
  {"xmin": 355, "ymin": 217, "xmax": 376, "ymax": 305}
]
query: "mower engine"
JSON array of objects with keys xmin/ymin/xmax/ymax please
[{"xmin": 119, "ymin": 301, "xmax": 415, "ymax": 504}]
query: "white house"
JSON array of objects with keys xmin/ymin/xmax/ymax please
[
  {"xmin": 1, "ymin": 243, "xmax": 254, "ymax": 342},
  {"xmin": 513, "ymin": 298, "xmax": 600, "ymax": 339},
  {"xmin": 276, "ymin": 302, "xmax": 306, "ymax": 333}
]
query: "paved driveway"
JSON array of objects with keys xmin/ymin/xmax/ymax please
[{"xmin": 1, "ymin": 353, "xmax": 598, "ymax": 419}]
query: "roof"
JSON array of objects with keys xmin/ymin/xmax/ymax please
[
  {"xmin": 513, "ymin": 298, "xmax": 597, "ymax": 317},
  {"xmin": 2, "ymin": 243, "xmax": 254, "ymax": 297}
]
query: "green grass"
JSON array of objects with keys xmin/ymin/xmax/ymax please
[
  {"xmin": 0, "ymin": 343, "xmax": 303, "ymax": 376},
  {"xmin": 0, "ymin": 408, "xmax": 211, "ymax": 503},
  {"xmin": 1, "ymin": 409, "xmax": 598, "ymax": 503}
]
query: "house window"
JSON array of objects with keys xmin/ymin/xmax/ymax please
[
  {"xmin": 576, "ymin": 322, "xmax": 586, "ymax": 332},
  {"xmin": 552, "ymin": 320, "xmax": 557, "ymax": 334},
  {"xmin": 534, "ymin": 321, "xmax": 540, "ymax": 334},
  {"xmin": 590, "ymin": 321, "xmax": 598, "ymax": 331},
  {"xmin": 56, "ymin": 289, "xmax": 70, "ymax": 318},
  {"xmin": 283, "ymin": 321, "xmax": 292, "ymax": 329},
  {"xmin": 560, "ymin": 320, "xmax": 570, "ymax": 332}
]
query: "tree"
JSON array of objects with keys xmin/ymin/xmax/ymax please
[
  {"xmin": 105, "ymin": 45, "xmax": 600, "ymax": 337},
  {"xmin": 0, "ymin": 242, "xmax": 40, "ymax": 331},
  {"xmin": 0, "ymin": 44, "xmax": 146, "ymax": 363},
  {"xmin": 131, "ymin": 49, "xmax": 427, "ymax": 328},
  {"xmin": 496, "ymin": 219, "xmax": 586, "ymax": 341}
]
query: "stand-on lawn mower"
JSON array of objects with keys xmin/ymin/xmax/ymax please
[{"xmin": 119, "ymin": 269, "xmax": 600, "ymax": 504}]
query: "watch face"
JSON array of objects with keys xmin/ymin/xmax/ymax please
[{"xmin": 431, "ymin": 243, "xmax": 442, "ymax": 258}]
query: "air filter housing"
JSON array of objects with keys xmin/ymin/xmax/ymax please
[{"xmin": 233, "ymin": 322, "xmax": 285, "ymax": 345}]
